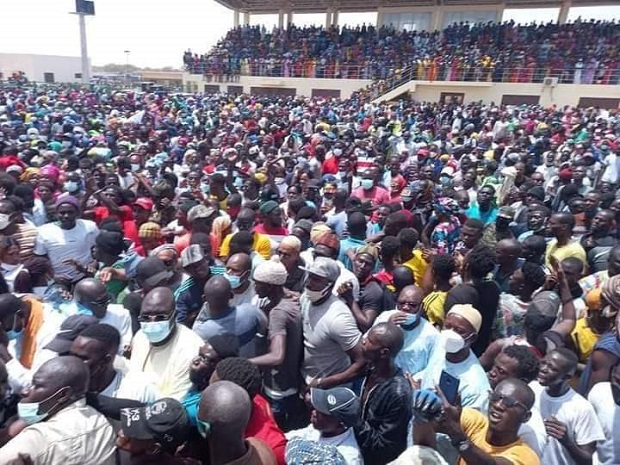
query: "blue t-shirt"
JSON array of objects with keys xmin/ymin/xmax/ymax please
[{"xmin": 466, "ymin": 204, "xmax": 498, "ymax": 226}]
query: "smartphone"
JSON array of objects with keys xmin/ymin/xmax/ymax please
[{"xmin": 439, "ymin": 370, "xmax": 460, "ymax": 405}]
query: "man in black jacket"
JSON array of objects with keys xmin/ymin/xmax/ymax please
[{"xmin": 355, "ymin": 322, "xmax": 412, "ymax": 465}]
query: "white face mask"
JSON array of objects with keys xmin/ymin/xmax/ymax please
[
  {"xmin": 333, "ymin": 148, "xmax": 342, "ymax": 156},
  {"xmin": 305, "ymin": 285, "xmax": 331, "ymax": 304},
  {"xmin": 441, "ymin": 329, "xmax": 467, "ymax": 354},
  {"xmin": 63, "ymin": 181, "xmax": 78, "ymax": 192},
  {"xmin": 131, "ymin": 163, "xmax": 141, "ymax": 172}
]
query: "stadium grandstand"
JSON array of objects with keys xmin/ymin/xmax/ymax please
[{"xmin": 182, "ymin": 0, "xmax": 620, "ymax": 106}]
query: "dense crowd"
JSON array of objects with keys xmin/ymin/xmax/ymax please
[
  {"xmin": 184, "ymin": 20, "xmax": 620, "ymax": 86},
  {"xmin": 0, "ymin": 82, "xmax": 618, "ymax": 465}
]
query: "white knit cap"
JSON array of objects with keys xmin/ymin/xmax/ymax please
[{"xmin": 253, "ymin": 256, "xmax": 287, "ymax": 285}]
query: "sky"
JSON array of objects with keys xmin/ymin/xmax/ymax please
[{"xmin": 0, "ymin": 1, "xmax": 618, "ymax": 69}]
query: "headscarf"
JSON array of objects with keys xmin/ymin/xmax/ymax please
[
  {"xmin": 20, "ymin": 167, "xmax": 40, "ymax": 183},
  {"xmin": 39, "ymin": 164, "xmax": 60, "ymax": 182},
  {"xmin": 433, "ymin": 197, "xmax": 459, "ymax": 217}
]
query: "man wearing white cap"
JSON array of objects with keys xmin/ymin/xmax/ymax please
[
  {"xmin": 300, "ymin": 257, "xmax": 365, "ymax": 390},
  {"xmin": 249, "ymin": 257, "xmax": 304, "ymax": 430},
  {"xmin": 415, "ymin": 304, "xmax": 490, "ymax": 413}
]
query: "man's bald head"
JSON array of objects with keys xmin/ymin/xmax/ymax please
[
  {"xmin": 199, "ymin": 380, "xmax": 251, "ymax": 438},
  {"xmin": 36, "ymin": 355, "xmax": 90, "ymax": 398},
  {"xmin": 204, "ymin": 276, "xmax": 232, "ymax": 312},
  {"xmin": 392, "ymin": 266, "xmax": 414, "ymax": 291},
  {"xmin": 74, "ymin": 278, "xmax": 106, "ymax": 302},
  {"xmin": 226, "ymin": 253, "xmax": 251, "ymax": 273},
  {"xmin": 398, "ymin": 285, "xmax": 424, "ymax": 302},
  {"xmin": 369, "ymin": 322, "xmax": 404, "ymax": 356},
  {"xmin": 495, "ymin": 378, "xmax": 535, "ymax": 410},
  {"xmin": 141, "ymin": 287, "xmax": 175, "ymax": 318}
]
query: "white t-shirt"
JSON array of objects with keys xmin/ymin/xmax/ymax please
[
  {"xmin": 34, "ymin": 219, "xmax": 99, "ymax": 281},
  {"xmin": 518, "ymin": 407, "xmax": 547, "ymax": 457},
  {"xmin": 130, "ymin": 324, "xmax": 203, "ymax": 401},
  {"xmin": 100, "ymin": 370, "xmax": 160, "ymax": 404},
  {"xmin": 530, "ymin": 381, "xmax": 605, "ymax": 465},
  {"xmin": 100, "ymin": 304, "xmax": 133, "ymax": 351},
  {"xmin": 286, "ymin": 425, "xmax": 363, "ymax": 465},
  {"xmin": 587, "ymin": 382, "xmax": 620, "ymax": 465}
]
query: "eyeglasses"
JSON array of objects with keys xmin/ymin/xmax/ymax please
[
  {"xmin": 397, "ymin": 301, "xmax": 420, "ymax": 310},
  {"xmin": 89, "ymin": 293, "xmax": 112, "ymax": 307},
  {"xmin": 138, "ymin": 313, "xmax": 172, "ymax": 323},
  {"xmin": 488, "ymin": 391, "xmax": 529, "ymax": 411}
]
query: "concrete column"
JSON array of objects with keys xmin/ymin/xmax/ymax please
[
  {"xmin": 377, "ymin": 8, "xmax": 384, "ymax": 27},
  {"xmin": 325, "ymin": 10, "xmax": 332, "ymax": 28},
  {"xmin": 233, "ymin": 9, "xmax": 240, "ymax": 27},
  {"xmin": 278, "ymin": 10, "xmax": 285, "ymax": 28},
  {"xmin": 332, "ymin": 10, "xmax": 339, "ymax": 27},
  {"xmin": 243, "ymin": 11, "xmax": 250, "ymax": 26},
  {"xmin": 431, "ymin": 7, "xmax": 443, "ymax": 31},
  {"xmin": 287, "ymin": 10, "xmax": 294, "ymax": 27},
  {"xmin": 558, "ymin": 0, "xmax": 571, "ymax": 24},
  {"xmin": 495, "ymin": 4, "xmax": 504, "ymax": 23}
]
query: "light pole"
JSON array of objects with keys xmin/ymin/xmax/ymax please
[
  {"xmin": 72, "ymin": 0, "xmax": 95, "ymax": 85},
  {"xmin": 124, "ymin": 50, "xmax": 131, "ymax": 84}
]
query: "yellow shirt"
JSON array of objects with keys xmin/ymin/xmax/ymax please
[
  {"xmin": 545, "ymin": 240, "xmax": 587, "ymax": 269},
  {"xmin": 219, "ymin": 231, "xmax": 272, "ymax": 260},
  {"xmin": 459, "ymin": 408, "xmax": 540, "ymax": 465},
  {"xmin": 403, "ymin": 249, "xmax": 428, "ymax": 286},
  {"xmin": 570, "ymin": 318, "xmax": 599, "ymax": 363},
  {"xmin": 422, "ymin": 290, "xmax": 447, "ymax": 328}
]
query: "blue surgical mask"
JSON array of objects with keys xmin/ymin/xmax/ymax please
[
  {"xmin": 402, "ymin": 313, "xmax": 420, "ymax": 328},
  {"xmin": 140, "ymin": 318, "xmax": 173, "ymax": 344},
  {"xmin": 224, "ymin": 272, "xmax": 242, "ymax": 289},
  {"xmin": 6, "ymin": 329, "xmax": 22, "ymax": 340},
  {"xmin": 17, "ymin": 388, "xmax": 65, "ymax": 425},
  {"xmin": 361, "ymin": 179, "xmax": 374, "ymax": 190}
]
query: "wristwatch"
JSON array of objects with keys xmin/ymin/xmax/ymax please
[{"xmin": 452, "ymin": 438, "xmax": 471, "ymax": 452}]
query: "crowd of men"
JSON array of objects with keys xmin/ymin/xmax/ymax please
[
  {"xmin": 0, "ymin": 81, "xmax": 618, "ymax": 465},
  {"xmin": 184, "ymin": 20, "xmax": 620, "ymax": 85}
]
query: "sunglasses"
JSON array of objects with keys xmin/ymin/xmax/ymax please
[
  {"xmin": 89, "ymin": 293, "xmax": 112, "ymax": 307},
  {"xmin": 488, "ymin": 391, "xmax": 529, "ymax": 411}
]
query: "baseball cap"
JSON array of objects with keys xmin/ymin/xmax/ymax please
[
  {"xmin": 187, "ymin": 205, "xmax": 216, "ymax": 223},
  {"xmin": 300, "ymin": 257, "xmax": 340, "ymax": 282},
  {"xmin": 134, "ymin": 198, "xmax": 154, "ymax": 211},
  {"xmin": 120, "ymin": 398, "xmax": 191, "ymax": 449},
  {"xmin": 310, "ymin": 387, "xmax": 361, "ymax": 428},
  {"xmin": 44, "ymin": 314, "xmax": 99, "ymax": 353},
  {"xmin": 181, "ymin": 244, "xmax": 206, "ymax": 268},
  {"xmin": 259, "ymin": 200, "xmax": 279, "ymax": 215},
  {"xmin": 527, "ymin": 291, "xmax": 561, "ymax": 318},
  {"xmin": 135, "ymin": 257, "xmax": 173, "ymax": 288}
]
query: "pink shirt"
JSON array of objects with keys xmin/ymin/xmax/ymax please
[{"xmin": 352, "ymin": 186, "xmax": 391, "ymax": 206}]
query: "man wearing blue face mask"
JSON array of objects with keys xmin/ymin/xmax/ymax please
[
  {"xmin": 130, "ymin": 287, "xmax": 203, "ymax": 401},
  {"xmin": 0, "ymin": 356, "xmax": 117, "ymax": 464},
  {"xmin": 371, "ymin": 285, "xmax": 440, "ymax": 376},
  {"xmin": 225, "ymin": 252, "xmax": 256, "ymax": 307}
]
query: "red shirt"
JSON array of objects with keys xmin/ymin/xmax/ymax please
[
  {"xmin": 93, "ymin": 205, "xmax": 139, "ymax": 244},
  {"xmin": 321, "ymin": 156, "xmax": 339, "ymax": 175},
  {"xmin": 244, "ymin": 395, "xmax": 286, "ymax": 465}
]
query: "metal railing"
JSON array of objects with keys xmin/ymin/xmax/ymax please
[{"xmin": 184, "ymin": 62, "xmax": 620, "ymax": 88}]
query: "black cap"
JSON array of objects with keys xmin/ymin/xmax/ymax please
[
  {"xmin": 310, "ymin": 387, "xmax": 361, "ymax": 428},
  {"xmin": 120, "ymin": 398, "xmax": 191, "ymax": 448},
  {"xmin": 44, "ymin": 314, "xmax": 99, "ymax": 353},
  {"xmin": 135, "ymin": 257, "xmax": 173, "ymax": 288}
]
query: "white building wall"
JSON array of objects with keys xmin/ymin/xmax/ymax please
[{"xmin": 0, "ymin": 54, "xmax": 89, "ymax": 83}]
